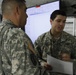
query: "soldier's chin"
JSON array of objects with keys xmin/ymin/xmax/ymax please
[
  {"xmin": 25, "ymin": 21, "xmax": 27, "ymax": 25},
  {"xmin": 57, "ymin": 30, "xmax": 63, "ymax": 33}
]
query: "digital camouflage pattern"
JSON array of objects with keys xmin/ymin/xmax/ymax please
[
  {"xmin": 0, "ymin": 19, "xmax": 37, "ymax": 75},
  {"xmin": 34, "ymin": 30, "xmax": 76, "ymax": 75}
]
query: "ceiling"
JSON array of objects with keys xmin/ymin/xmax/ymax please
[{"xmin": 26, "ymin": 0, "xmax": 55, "ymax": 7}]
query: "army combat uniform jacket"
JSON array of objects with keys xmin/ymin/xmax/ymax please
[
  {"xmin": 0, "ymin": 19, "xmax": 37, "ymax": 75},
  {"xmin": 34, "ymin": 30, "xmax": 76, "ymax": 75}
]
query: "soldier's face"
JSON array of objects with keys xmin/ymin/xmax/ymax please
[
  {"xmin": 61, "ymin": 53, "xmax": 71, "ymax": 61},
  {"xmin": 50, "ymin": 15, "xmax": 66, "ymax": 33},
  {"xmin": 18, "ymin": 4, "xmax": 28, "ymax": 28}
]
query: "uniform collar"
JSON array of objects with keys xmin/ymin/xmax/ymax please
[
  {"xmin": 2, "ymin": 19, "xmax": 18, "ymax": 28},
  {"xmin": 48, "ymin": 30, "xmax": 67, "ymax": 42}
]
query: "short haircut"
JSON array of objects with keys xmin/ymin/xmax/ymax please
[
  {"xmin": 60, "ymin": 50, "xmax": 71, "ymax": 55},
  {"xmin": 50, "ymin": 10, "xmax": 67, "ymax": 20},
  {"xmin": 59, "ymin": 50, "xmax": 71, "ymax": 59},
  {"xmin": 1, "ymin": 0, "xmax": 26, "ymax": 14}
]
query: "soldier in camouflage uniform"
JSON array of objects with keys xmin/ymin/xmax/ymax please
[
  {"xmin": 34, "ymin": 10, "xmax": 76, "ymax": 75},
  {"xmin": 0, "ymin": 0, "xmax": 37, "ymax": 75}
]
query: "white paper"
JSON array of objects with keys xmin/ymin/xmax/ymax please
[{"xmin": 47, "ymin": 55, "xmax": 73, "ymax": 75}]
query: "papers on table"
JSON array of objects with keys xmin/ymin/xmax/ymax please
[{"xmin": 47, "ymin": 55, "xmax": 73, "ymax": 75}]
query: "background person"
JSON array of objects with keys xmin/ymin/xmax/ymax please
[
  {"xmin": 59, "ymin": 49, "xmax": 76, "ymax": 75},
  {"xmin": 34, "ymin": 10, "xmax": 76, "ymax": 75},
  {"xmin": 59, "ymin": 49, "xmax": 72, "ymax": 61}
]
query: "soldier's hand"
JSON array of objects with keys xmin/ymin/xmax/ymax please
[{"xmin": 44, "ymin": 62, "xmax": 52, "ymax": 70}]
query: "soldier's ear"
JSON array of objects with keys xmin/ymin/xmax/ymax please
[{"xmin": 50, "ymin": 19, "xmax": 52, "ymax": 25}]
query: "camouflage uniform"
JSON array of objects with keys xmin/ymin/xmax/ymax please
[
  {"xmin": 0, "ymin": 19, "xmax": 37, "ymax": 75},
  {"xmin": 34, "ymin": 30, "xmax": 76, "ymax": 75}
]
